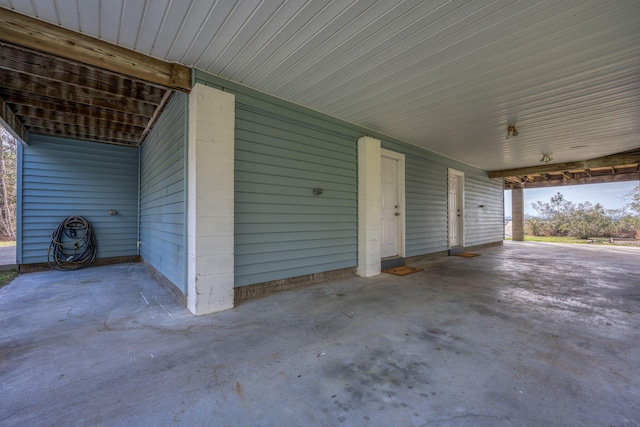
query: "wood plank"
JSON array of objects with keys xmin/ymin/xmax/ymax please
[
  {"xmin": 489, "ymin": 150, "xmax": 640, "ymax": 178},
  {"xmin": 0, "ymin": 96, "xmax": 27, "ymax": 143},
  {"xmin": 12, "ymin": 103, "xmax": 149, "ymax": 128},
  {"xmin": 0, "ymin": 70, "xmax": 157, "ymax": 117},
  {"xmin": 28, "ymin": 123, "xmax": 140, "ymax": 146},
  {"xmin": 505, "ymin": 171, "xmax": 639, "ymax": 189},
  {"xmin": 0, "ymin": 44, "xmax": 166, "ymax": 104},
  {"xmin": 23, "ymin": 115, "xmax": 143, "ymax": 138},
  {"xmin": 0, "ymin": 8, "xmax": 191, "ymax": 91}
]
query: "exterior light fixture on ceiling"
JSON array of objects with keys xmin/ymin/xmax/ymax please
[
  {"xmin": 506, "ymin": 125, "xmax": 519, "ymax": 139},
  {"xmin": 540, "ymin": 154, "xmax": 553, "ymax": 163}
]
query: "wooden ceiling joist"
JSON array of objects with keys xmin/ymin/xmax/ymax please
[
  {"xmin": 0, "ymin": 69, "xmax": 158, "ymax": 117},
  {"xmin": 0, "ymin": 96, "xmax": 27, "ymax": 143},
  {"xmin": 29, "ymin": 121, "xmax": 140, "ymax": 145},
  {"xmin": 489, "ymin": 150, "xmax": 640, "ymax": 179},
  {"xmin": 13, "ymin": 105, "xmax": 149, "ymax": 128},
  {"xmin": 0, "ymin": 8, "xmax": 191, "ymax": 92},
  {"xmin": 0, "ymin": 44, "xmax": 167, "ymax": 102}
]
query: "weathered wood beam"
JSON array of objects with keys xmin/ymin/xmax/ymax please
[
  {"xmin": 488, "ymin": 150, "xmax": 640, "ymax": 178},
  {"xmin": 0, "ymin": 95, "xmax": 27, "ymax": 143},
  {"xmin": 0, "ymin": 43, "xmax": 166, "ymax": 103},
  {"xmin": 13, "ymin": 104, "xmax": 149, "ymax": 128},
  {"xmin": 24, "ymin": 116, "xmax": 143, "ymax": 138},
  {"xmin": 0, "ymin": 8, "xmax": 191, "ymax": 91},
  {"xmin": 505, "ymin": 172, "xmax": 639, "ymax": 189},
  {"xmin": 0, "ymin": 70, "xmax": 157, "ymax": 117},
  {"xmin": 138, "ymin": 90, "xmax": 173, "ymax": 145},
  {"xmin": 28, "ymin": 121, "xmax": 140, "ymax": 144}
]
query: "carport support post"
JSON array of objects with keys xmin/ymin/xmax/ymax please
[
  {"xmin": 187, "ymin": 83, "xmax": 235, "ymax": 315},
  {"xmin": 512, "ymin": 185, "xmax": 525, "ymax": 241},
  {"xmin": 357, "ymin": 136, "xmax": 382, "ymax": 277}
]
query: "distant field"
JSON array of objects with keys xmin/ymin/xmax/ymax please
[{"xmin": 505, "ymin": 234, "xmax": 639, "ymax": 246}]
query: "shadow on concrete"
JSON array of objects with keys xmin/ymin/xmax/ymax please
[{"xmin": 1, "ymin": 242, "xmax": 639, "ymax": 426}]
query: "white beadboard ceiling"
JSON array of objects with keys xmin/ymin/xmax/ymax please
[{"xmin": 2, "ymin": 0, "xmax": 639, "ymax": 171}]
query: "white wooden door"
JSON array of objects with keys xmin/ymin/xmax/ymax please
[
  {"xmin": 381, "ymin": 156, "xmax": 399, "ymax": 258},
  {"xmin": 448, "ymin": 170, "xmax": 463, "ymax": 247}
]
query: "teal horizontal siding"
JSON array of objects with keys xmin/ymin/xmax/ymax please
[
  {"xmin": 196, "ymin": 70, "xmax": 503, "ymax": 286},
  {"xmin": 19, "ymin": 135, "xmax": 139, "ymax": 264},
  {"xmin": 233, "ymin": 101, "xmax": 358, "ymax": 287},
  {"xmin": 463, "ymin": 169, "xmax": 505, "ymax": 246},
  {"xmin": 139, "ymin": 92, "xmax": 187, "ymax": 293}
]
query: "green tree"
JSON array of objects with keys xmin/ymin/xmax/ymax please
[
  {"xmin": 532, "ymin": 192, "xmax": 572, "ymax": 235},
  {"xmin": 0, "ymin": 127, "xmax": 16, "ymax": 240},
  {"xmin": 564, "ymin": 202, "xmax": 613, "ymax": 239},
  {"xmin": 628, "ymin": 185, "xmax": 640, "ymax": 215}
]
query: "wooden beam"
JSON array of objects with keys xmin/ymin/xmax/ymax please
[
  {"xmin": 505, "ymin": 172, "xmax": 639, "ymax": 189},
  {"xmin": 0, "ymin": 43, "xmax": 166, "ymax": 104},
  {"xmin": 13, "ymin": 104, "xmax": 149, "ymax": 128},
  {"xmin": 138, "ymin": 90, "xmax": 173, "ymax": 145},
  {"xmin": 0, "ymin": 96, "xmax": 27, "ymax": 143},
  {"xmin": 0, "ymin": 70, "xmax": 157, "ymax": 117},
  {"xmin": 27, "ymin": 121, "xmax": 140, "ymax": 144},
  {"xmin": 488, "ymin": 150, "xmax": 640, "ymax": 178},
  {"xmin": 0, "ymin": 8, "xmax": 191, "ymax": 92}
]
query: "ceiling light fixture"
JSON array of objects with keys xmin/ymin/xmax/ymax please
[
  {"xmin": 540, "ymin": 154, "xmax": 553, "ymax": 163},
  {"xmin": 506, "ymin": 125, "xmax": 519, "ymax": 139}
]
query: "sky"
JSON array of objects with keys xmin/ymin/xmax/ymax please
[{"xmin": 504, "ymin": 181, "xmax": 639, "ymax": 218}]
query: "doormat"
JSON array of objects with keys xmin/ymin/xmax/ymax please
[
  {"xmin": 455, "ymin": 253, "xmax": 481, "ymax": 258},
  {"xmin": 382, "ymin": 266, "xmax": 423, "ymax": 276}
]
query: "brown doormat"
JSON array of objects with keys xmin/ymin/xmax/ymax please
[
  {"xmin": 455, "ymin": 253, "xmax": 481, "ymax": 257},
  {"xmin": 382, "ymin": 266, "xmax": 423, "ymax": 276}
]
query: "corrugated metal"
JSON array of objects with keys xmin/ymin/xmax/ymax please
[
  {"xmin": 139, "ymin": 92, "xmax": 187, "ymax": 293},
  {"xmin": 19, "ymin": 135, "xmax": 138, "ymax": 264},
  {"xmin": 5, "ymin": 1, "xmax": 639, "ymax": 171}
]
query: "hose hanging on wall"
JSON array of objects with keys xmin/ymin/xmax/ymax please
[{"xmin": 48, "ymin": 216, "xmax": 97, "ymax": 270}]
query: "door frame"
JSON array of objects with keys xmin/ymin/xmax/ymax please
[
  {"xmin": 381, "ymin": 148, "xmax": 406, "ymax": 258},
  {"xmin": 448, "ymin": 168, "xmax": 465, "ymax": 248}
]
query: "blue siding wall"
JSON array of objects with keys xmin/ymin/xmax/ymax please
[
  {"xmin": 19, "ymin": 135, "xmax": 138, "ymax": 264},
  {"xmin": 381, "ymin": 139, "xmax": 505, "ymax": 255},
  {"xmin": 139, "ymin": 92, "xmax": 187, "ymax": 293},
  {"xmin": 233, "ymin": 105, "xmax": 358, "ymax": 286},
  {"xmin": 195, "ymin": 70, "xmax": 504, "ymax": 287}
]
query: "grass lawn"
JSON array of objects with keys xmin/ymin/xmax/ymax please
[
  {"xmin": 0, "ymin": 269, "xmax": 18, "ymax": 289},
  {"xmin": 506, "ymin": 235, "xmax": 638, "ymax": 246}
]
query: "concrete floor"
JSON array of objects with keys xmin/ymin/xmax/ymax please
[
  {"xmin": 0, "ymin": 245, "xmax": 16, "ymax": 267},
  {"xmin": 1, "ymin": 242, "xmax": 639, "ymax": 427}
]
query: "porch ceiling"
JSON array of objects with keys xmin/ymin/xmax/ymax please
[
  {"xmin": 0, "ymin": 43, "xmax": 171, "ymax": 146},
  {"xmin": 0, "ymin": 1, "xmax": 639, "ymax": 173}
]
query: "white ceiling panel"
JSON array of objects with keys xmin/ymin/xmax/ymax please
[{"xmin": 1, "ymin": 0, "xmax": 639, "ymax": 171}]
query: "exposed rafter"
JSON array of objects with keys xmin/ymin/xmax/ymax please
[
  {"xmin": 0, "ymin": 8, "xmax": 191, "ymax": 92},
  {"xmin": 0, "ymin": 96, "xmax": 27, "ymax": 143},
  {"xmin": 0, "ymin": 42, "xmax": 176, "ymax": 146},
  {"xmin": 489, "ymin": 150, "xmax": 640, "ymax": 179}
]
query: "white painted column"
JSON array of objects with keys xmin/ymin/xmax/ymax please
[
  {"xmin": 357, "ymin": 136, "xmax": 382, "ymax": 277},
  {"xmin": 187, "ymin": 83, "xmax": 235, "ymax": 315}
]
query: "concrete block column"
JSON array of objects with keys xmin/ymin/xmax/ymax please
[
  {"xmin": 187, "ymin": 83, "xmax": 235, "ymax": 315},
  {"xmin": 512, "ymin": 186, "xmax": 525, "ymax": 241},
  {"xmin": 357, "ymin": 136, "xmax": 381, "ymax": 277}
]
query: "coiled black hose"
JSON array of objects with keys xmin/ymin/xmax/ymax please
[{"xmin": 48, "ymin": 216, "xmax": 97, "ymax": 270}]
